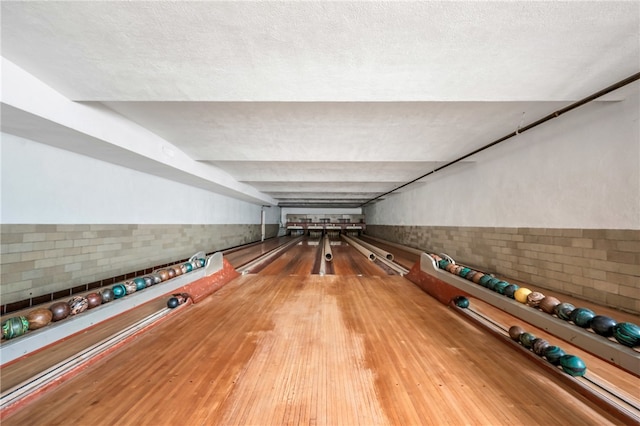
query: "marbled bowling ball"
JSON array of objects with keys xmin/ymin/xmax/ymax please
[
  {"xmin": 590, "ymin": 315, "xmax": 617, "ymax": 337},
  {"xmin": 198, "ymin": 258, "xmax": 206, "ymax": 268},
  {"xmin": 112, "ymin": 284, "xmax": 127, "ymax": 299},
  {"xmin": 493, "ymin": 281, "xmax": 509, "ymax": 295},
  {"xmin": 514, "ymin": 287, "xmax": 532, "ymax": 304},
  {"xmin": 612, "ymin": 322, "xmax": 640, "ymax": 347},
  {"xmin": 526, "ymin": 291, "xmax": 545, "ymax": 308},
  {"xmin": 68, "ymin": 296, "xmax": 89, "ymax": 315},
  {"xmin": 438, "ymin": 259, "xmax": 450, "ymax": 270},
  {"xmin": 133, "ymin": 278, "xmax": 147, "ymax": 291},
  {"xmin": 2, "ymin": 316, "xmax": 29, "ymax": 339},
  {"xmin": 27, "ymin": 308, "xmax": 53, "ymax": 330},
  {"xmin": 559, "ymin": 355, "xmax": 587, "ymax": 377},
  {"xmin": 50, "ymin": 301, "xmax": 71, "ymax": 321},
  {"xmin": 166, "ymin": 268, "xmax": 176, "ymax": 279},
  {"xmin": 569, "ymin": 307, "xmax": 595, "ymax": 328},
  {"xmin": 86, "ymin": 292, "xmax": 102, "ymax": 309},
  {"xmin": 458, "ymin": 267, "xmax": 471, "ymax": 278},
  {"xmin": 150, "ymin": 273, "xmax": 163, "ymax": 284},
  {"xmin": 532, "ymin": 338, "xmax": 550, "ymax": 357},
  {"xmin": 453, "ymin": 296, "xmax": 469, "ymax": 309},
  {"xmin": 508, "ymin": 325, "xmax": 525, "ymax": 341},
  {"xmin": 157, "ymin": 269, "xmax": 170, "ymax": 281},
  {"xmin": 544, "ymin": 346, "xmax": 566, "ymax": 364},
  {"xmin": 519, "ymin": 332, "xmax": 537, "ymax": 349},
  {"xmin": 141, "ymin": 276, "xmax": 153, "ymax": 287},
  {"xmin": 471, "ymin": 272, "xmax": 485, "ymax": 284},
  {"xmin": 183, "ymin": 262, "xmax": 193, "ymax": 273},
  {"xmin": 478, "ymin": 275, "xmax": 493, "ymax": 288},
  {"xmin": 450, "ymin": 265, "xmax": 463, "ymax": 275},
  {"xmin": 555, "ymin": 302, "xmax": 575, "ymax": 321},
  {"xmin": 465, "ymin": 270, "xmax": 478, "ymax": 281},
  {"xmin": 100, "ymin": 288, "xmax": 115, "ymax": 303},
  {"xmin": 539, "ymin": 296, "xmax": 561, "ymax": 315},
  {"xmin": 123, "ymin": 280, "xmax": 137, "ymax": 295},
  {"xmin": 486, "ymin": 278, "xmax": 501, "ymax": 291},
  {"xmin": 167, "ymin": 297, "xmax": 179, "ymax": 309},
  {"xmin": 503, "ymin": 284, "xmax": 519, "ymax": 299}
]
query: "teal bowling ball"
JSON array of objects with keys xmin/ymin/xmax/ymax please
[
  {"xmin": 544, "ymin": 346, "xmax": 566, "ymax": 364},
  {"xmin": 453, "ymin": 296, "xmax": 469, "ymax": 308},
  {"xmin": 612, "ymin": 322, "xmax": 640, "ymax": 347},
  {"xmin": 198, "ymin": 258, "xmax": 206, "ymax": 268},
  {"xmin": 438, "ymin": 259, "xmax": 450, "ymax": 269},
  {"xmin": 555, "ymin": 302, "xmax": 575, "ymax": 321},
  {"xmin": 569, "ymin": 307, "xmax": 595, "ymax": 328},
  {"xmin": 478, "ymin": 275, "xmax": 493, "ymax": 288},
  {"xmin": 503, "ymin": 284, "xmax": 519, "ymax": 298},
  {"xmin": 134, "ymin": 278, "xmax": 147, "ymax": 291},
  {"xmin": 590, "ymin": 315, "xmax": 617, "ymax": 337},
  {"xmin": 2, "ymin": 316, "xmax": 29, "ymax": 340},
  {"xmin": 559, "ymin": 355, "xmax": 587, "ymax": 377},
  {"xmin": 458, "ymin": 267, "xmax": 471, "ymax": 278},
  {"xmin": 112, "ymin": 284, "xmax": 127, "ymax": 299},
  {"xmin": 519, "ymin": 332, "xmax": 536, "ymax": 349},
  {"xmin": 183, "ymin": 262, "xmax": 193, "ymax": 273},
  {"xmin": 486, "ymin": 278, "xmax": 501, "ymax": 291},
  {"xmin": 493, "ymin": 281, "xmax": 509, "ymax": 294}
]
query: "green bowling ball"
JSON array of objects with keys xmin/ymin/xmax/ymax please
[{"xmin": 2, "ymin": 316, "xmax": 29, "ymax": 340}]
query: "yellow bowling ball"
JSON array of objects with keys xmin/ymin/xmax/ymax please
[{"xmin": 514, "ymin": 287, "xmax": 533, "ymax": 304}]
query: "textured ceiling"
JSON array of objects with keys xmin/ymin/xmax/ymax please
[{"xmin": 2, "ymin": 1, "xmax": 638, "ymax": 208}]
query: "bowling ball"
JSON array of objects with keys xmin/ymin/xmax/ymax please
[
  {"xmin": 450, "ymin": 265, "xmax": 462, "ymax": 275},
  {"xmin": 166, "ymin": 268, "xmax": 176, "ymax": 279},
  {"xmin": 183, "ymin": 262, "xmax": 193, "ymax": 273},
  {"xmin": 2, "ymin": 316, "xmax": 29, "ymax": 339},
  {"xmin": 485, "ymin": 278, "xmax": 499, "ymax": 291},
  {"xmin": 590, "ymin": 315, "xmax": 617, "ymax": 337},
  {"xmin": 123, "ymin": 280, "xmax": 137, "ymax": 295},
  {"xmin": 471, "ymin": 273, "xmax": 485, "ymax": 284},
  {"xmin": 172, "ymin": 265, "xmax": 184, "ymax": 276},
  {"xmin": 514, "ymin": 288, "xmax": 532, "ymax": 304},
  {"xmin": 431, "ymin": 254, "xmax": 442, "ymax": 261},
  {"xmin": 68, "ymin": 296, "xmax": 89, "ymax": 315},
  {"xmin": 86, "ymin": 292, "xmax": 102, "ymax": 309},
  {"xmin": 190, "ymin": 260, "xmax": 199, "ymax": 270},
  {"xmin": 27, "ymin": 308, "xmax": 53, "ymax": 330},
  {"xmin": 100, "ymin": 288, "xmax": 115, "ymax": 303},
  {"xmin": 539, "ymin": 296, "xmax": 561, "ymax": 314},
  {"xmin": 532, "ymin": 338, "xmax": 550, "ymax": 357},
  {"xmin": 143, "ymin": 276, "xmax": 154, "ymax": 287},
  {"xmin": 198, "ymin": 258, "xmax": 206, "ymax": 268},
  {"xmin": 503, "ymin": 284, "xmax": 519, "ymax": 299},
  {"xmin": 167, "ymin": 297, "xmax": 179, "ymax": 309},
  {"xmin": 465, "ymin": 270, "xmax": 478, "ymax": 281},
  {"xmin": 559, "ymin": 355, "xmax": 587, "ymax": 377},
  {"xmin": 453, "ymin": 296, "xmax": 469, "ymax": 308},
  {"xmin": 519, "ymin": 332, "xmax": 536, "ymax": 349},
  {"xmin": 50, "ymin": 301, "xmax": 71, "ymax": 321},
  {"xmin": 150, "ymin": 273, "xmax": 163, "ymax": 284},
  {"xmin": 508, "ymin": 325, "xmax": 525, "ymax": 341},
  {"xmin": 554, "ymin": 302, "xmax": 575, "ymax": 321},
  {"xmin": 133, "ymin": 278, "xmax": 146, "ymax": 291},
  {"xmin": 612, "ymin": 322, "xmax": 640, "ymax": 347},
  {"xmin": 569, "ymin": 307, "xmax": 595, "ymax": 328},
  {"xmin": 493, "ymin": 281, "xmax": 509, "ymax": 294},
  {"xmin": 526, "ymin": 291, "xmax": 545, "ymax": 308},
  {"xmin": 544, "ymin": 346, "xmax": 566, "ymax": 364},
  {"xmin": 458, "ymin": 267, "xmax": 471, "ymax": 278},
  {"xmin": 478, "ymin": 275, "xmax": 493, "ymax": 288},
  {"xmin": 438, "ymin": 259, "xmax": 450, "ymax": 270},
  {"xmin": 157, "ymin": 269, "xmax": 170, "ymax": 281},
  {"xmin": 112, "ymin": 284, "xmax": 127, "ymax": 299}
]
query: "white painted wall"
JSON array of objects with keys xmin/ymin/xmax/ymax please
[
  {"xmin": 365, "ymin": 90, "xmax": 640, "ymax": 230},
  {"xmin": 1, "ymin": 133, "xmax": 281, "ymax": 225}
]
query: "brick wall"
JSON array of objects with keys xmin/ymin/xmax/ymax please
[
  {"xmin": 0, "ymin": 223, "xmax": 279, "ymax": 310},
  {"xmin": 366, "ymin": 225, "xmax": 640, "ymax": 314}
]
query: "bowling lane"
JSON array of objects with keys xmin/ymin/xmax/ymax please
[
  {"xmin": 223, "ymin": 236, "xmax": 294, "ymax": 268},
  {"xmin": 359, "ymin": 235, "xmax": 420, "ymax": 270},
  {"xmin": 331, "ymin": 241, "xmax": 390, "ymax": 276},
  {"xmin": 3, "ymin": 274, "xmax": 621, "ymax": 425},
  {"xmin": 256, "ymin": 238, "xmax": 320, "ymax": 275}
]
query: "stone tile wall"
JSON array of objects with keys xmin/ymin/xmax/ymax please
[
  {"xmin": 367, "ymin": 225, "xmax": 640, "ymax": 314},
  {"xmin": 0, "ymin": 223, "xmax": 279, "ymax": 312}
]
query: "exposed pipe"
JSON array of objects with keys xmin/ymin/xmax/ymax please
[
  {"xmin": 360, "ymin": 72, "xmax": 640, "ymax": 207},
  {"xmin": 352, "ymin": 236, "xmax": 394, "ymax": 261},
  {"xmin": 341, "ymin": 234, "xmax": 376, "ymax": 261},
  {"xmin": 323, "ymin": 235, "xmax": 333, "ymax": 262}
]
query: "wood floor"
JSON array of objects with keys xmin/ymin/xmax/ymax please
[{"xmin": 2, "ymin": 239, "xmax": 635, "ymax": 425}]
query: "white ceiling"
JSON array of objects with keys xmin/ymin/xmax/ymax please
[{"xmin": 2, "ymin": 1, "xmax": 639, "ymax": 208}]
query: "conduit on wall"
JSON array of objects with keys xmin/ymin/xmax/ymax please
[{"xmin": 360, "ymin": 72, "xmax": 640, "ymax": 207}]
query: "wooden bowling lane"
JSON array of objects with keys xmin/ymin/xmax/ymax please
[
  {"xmin": 3, "ymin": 273, "xmax": 622, "ymax": 425},
  {"xmin": 331, "ymin": 241, "xmax": 391, "ymax": 276},
  {"xmin": 358, "ymin": 235, "xmax": 420, "ymax": 270},
  {"xmin": 223, "ymin": 236, "xmax": 294, "ymax": 268},
  {"xmin": 257, "ymin": 238, "xmax": 321, "ymax": 275}
]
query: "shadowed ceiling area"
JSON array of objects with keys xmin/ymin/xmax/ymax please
[{"xmin": 2, "ymin": 1, "xmax": 638, "ymax": 208}]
